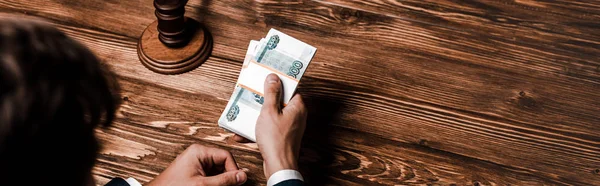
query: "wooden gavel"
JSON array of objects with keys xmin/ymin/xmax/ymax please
[
  {"xmin": 155, "ymin": 0, "xmax": 189, "ymax": 47},
  {"xmin": 137, "ymin": 0, "xmax": 212, "ymax": 75}
]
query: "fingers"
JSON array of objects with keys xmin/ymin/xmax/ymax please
[
  {"xmin": 232, "ymin": 134, "xmax": 252, "ymax": 143},
  {"xmin": 207, "ymin": 147, "xmax": 240, "ymax": 172},
  {"xmin": 198, "ymin": 170, "xmax": 247, "ymax": 186},
  {"xmin": 262, "ymin": 74, "xmax": 283, "ymax": 114},
  {"xmin": 188, "ymin": 144, "xmax": 239, "ymax": 172},
  {"xmin": 283, "ymin": 94, "xmax": 306, "ymax": 116}
]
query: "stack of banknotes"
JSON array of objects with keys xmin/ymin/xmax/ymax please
[{"xmin": 218, "ymin": 29, "xmax": 317, "ymax": 142}]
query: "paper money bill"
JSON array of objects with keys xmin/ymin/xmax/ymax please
[
  {"xmin": 237, "ymin": 29, "xmax": 316, "ymax": 105},
  {"xmin": 218, "ymin": 41, "xmax": 261, "ymax": 141},
  {"xmin": 254, "ymin": 28, "xmax": 316, "ymax": 80},
  {"xmin": 218, "ymin": 85, "xmax": 262, "ymax": 141},
  {"xmin": 236, "ymin": 40, "xmax": 259, "ymax": 82},
  {"xmin": 218, "ymin": 29, "xmax": 316, "ymax": 141}
]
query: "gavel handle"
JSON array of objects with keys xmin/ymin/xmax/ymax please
[{"xmin": 154, "ymin": 0, "xmax": 190, "ymax": 47}]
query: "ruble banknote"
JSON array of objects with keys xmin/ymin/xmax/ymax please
[{"xmin": 218, "ymin": 29, "xmax": 316, "ymax": 141}]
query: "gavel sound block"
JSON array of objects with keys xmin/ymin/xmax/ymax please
[{"xmin": 137, "ymin": 0, "xmax": 212, "ymax": 75}]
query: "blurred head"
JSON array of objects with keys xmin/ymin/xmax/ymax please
[{"xmin": 0, "ymin": 17, "xmax": 120, "ymax": 185}]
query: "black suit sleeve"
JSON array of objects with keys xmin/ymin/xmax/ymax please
[
  {"xmin": 104, "ymin": 177, "xmax": 130, "ymax": 186},
  {"xmin": 273, "ymin": 179, "xmax": 304, "ymax": 186}
]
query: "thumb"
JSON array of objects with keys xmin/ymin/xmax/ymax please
[
  {"xmin": 262, "ymin": 74, "xmax": 283, "ymax": 113},
  {"xmin": 199, "ymin": 170, "xmax": 247, "ymax": 186}
]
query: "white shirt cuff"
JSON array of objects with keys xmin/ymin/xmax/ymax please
[
  {"xmin": 267, "ymin": 169, "xmax": 304, "ymax": 186},
  {"xmin": 125, "ymin": 177, "xmax": 142, "ymax": 186}
]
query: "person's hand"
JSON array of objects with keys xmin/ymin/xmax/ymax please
[
  {"xmin": 146, "ymin": 144, "xmax": 247, "ymax": 186},
  {"xmin": 233, "ymin": 74, "xmax": 307, "ymax": 179}
]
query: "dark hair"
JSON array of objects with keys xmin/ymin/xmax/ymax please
[{"xmin": 0, "ymin": 18, "xmax": 120, "ymax": 185}]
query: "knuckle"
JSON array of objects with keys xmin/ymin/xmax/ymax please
[
  {"xmin": 189, "ymin": 144, "xmax": 205, "ymax": 152},
  {"xmin": 219, "ymin": 148, "xmax": 233, "ymax": 157},
  {"xmin": 297, "ymin": 102, "xmax": 307, "ymax": 112},
  {"xmin": 296, "ymin": 99, "xmax": 307, "ymax": 114},
  {"xmin": 268, "ymin": 87, "xmax": 280, "ymax": 95},
  {"xmin": 292, "ymin": 95, "xmax": 306, "ymax": 108},
  {"xmin": 291, "ymin": 104, "xmax": 305, "ymax": 113}
]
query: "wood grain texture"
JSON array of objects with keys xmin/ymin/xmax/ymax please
[{"xmin": 1, "ymin": 0, "xmax": 599, "ymax": 185}]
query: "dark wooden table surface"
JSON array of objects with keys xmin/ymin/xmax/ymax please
[{"xmin": 2, "ymin": 0, "xmax": 600, "ymax": 185}]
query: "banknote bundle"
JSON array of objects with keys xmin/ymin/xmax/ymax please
[{"xmin": 218, "ymin": 29, "xmax": 317, "ymax": 142}]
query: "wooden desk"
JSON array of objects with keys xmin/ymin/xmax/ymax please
[{"xmin": 2, "ymin": 0, "xmax": 599, "ymax": 185}]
